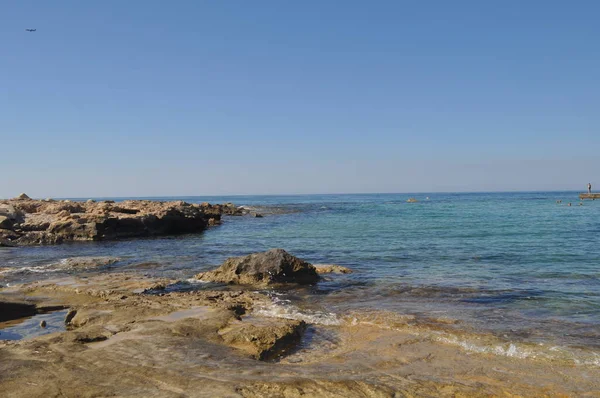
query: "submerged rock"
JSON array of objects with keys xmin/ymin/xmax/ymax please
[
  {"xmin": 313, "ymin": 264, "xmax": 353, "ymax": 274},
  {"xmin": 58, "ymin": 257, "xmax": 120, "ymax": 269},
  {"xmin": 195, "ymin": 249, "xmax": 320, "ymax": 286}
]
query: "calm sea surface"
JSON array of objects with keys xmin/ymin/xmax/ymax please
[{"xmin": 2, "ymin": 192, "xmax": 599, "ymax": 356}]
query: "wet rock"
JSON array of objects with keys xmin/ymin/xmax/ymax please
[
  {"xmin": 313, "ymin": 264, "xmax": 353, "ymax": 274},
  {"xmin": 251, "ymin": 213, "xmax": 264, "ymax": 218},
  {"xmin": 58, "ymin": 256, "xmax": 120, "ymax": 269},
  {"xmin": 64, "ymin": 309, "xmax": 77, "ymax": 325},
  {"xmin": 40, "ymin": 320, "xmax": 47, "ymax": 328},
  {"xmin": 195, "ymin": 249, "xmax": 320, "ymax": 286},
  {"xmin": 407, "ymin": 198, "xmax": 418, "ymax": 203},
  {"xmin": 219, "ymin": 317, "xmax": 306, "ymax": 360},
  {"xmin": 0, "ymin": 301, "xmax": 37, "ymax": 322}
]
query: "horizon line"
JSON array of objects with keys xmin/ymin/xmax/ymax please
[{"xmin": 2, "ymin": 189, "xmax": 589, "ymax": 201}]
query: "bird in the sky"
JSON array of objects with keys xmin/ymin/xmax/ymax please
[{"xmin": 25, "ymin": 29, "xmax": 37, "ymax": 32}]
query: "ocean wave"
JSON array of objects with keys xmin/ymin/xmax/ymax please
[
  {"xmin": 433, "ymin": 333, "xmax": 600, "ymax": 366},
  {"xmin": 253, "ymin": 295, "xmax": 340, "ymax": 326},
  {"xmin": 0, "ymin": 264, "xmax": 61, "ymax": 275}
]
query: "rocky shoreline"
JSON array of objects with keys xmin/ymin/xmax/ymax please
[
  {"xmin": 1, "ymin": 249, "xmax": 599, "ymax": 396},
  {"xmin": 1, "ymin": 196, "xmax": 599, "ymax": 397},
  {"xmin": 0, "ymin": 194, "xmax": 251, "ymax": 247}
]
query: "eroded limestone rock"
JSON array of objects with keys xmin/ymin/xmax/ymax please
[
  {"xmin": 219, "ymin": 317, "xmax": 306, "ymax": 360},
  {"xmin": 0, "ymin": 199, "xmax": 237, "ymax": 246},
  {"xmin": 195, "ymin": 249, "xmax": 320, "ymax": 286}
]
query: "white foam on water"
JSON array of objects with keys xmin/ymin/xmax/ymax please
[
  {"xmin": 0, "ymin": 264, "xmax": 60, "ymax": 275},
  {"xmin": 433, "ymin": 333, "xmax": 600, "ymax": 367},
  {"xmin": 184, "ymin": 278, "xmax": 211, "ymax": 284},
  {"xmin": 435, "ymin": 335, "xmax": 535, "ymax": 359},
  {"xmin": 254, "ymin": 296, "xmax": 340, "ymax": 326}
]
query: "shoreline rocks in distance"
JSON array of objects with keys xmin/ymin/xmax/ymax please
[
  {"xmin": 0, "ymin": 195, "xmax": 251, "ymax": 247},
  {"xmin": 195, "ymin": 249, "xmax": 320, "ymax": 286}
]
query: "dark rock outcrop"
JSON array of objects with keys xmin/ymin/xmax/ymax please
[{"xmin": 195, "ymin": 249, "xmax": 320, "ymax": 286}]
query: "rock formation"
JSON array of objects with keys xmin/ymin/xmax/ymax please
[
  {"xmin": 195, "ymin": 249, "xmax": 320, "ymax": 286},
  {"xmin": 219, "ymin": 317, "xmax": 306, "ymax": 360},
  {"xmin": 0, "ymin": 198, "xmax": 245, "ymax": 246}
]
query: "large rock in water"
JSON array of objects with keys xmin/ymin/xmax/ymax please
[{"xmin": 196, "ymin": 249, "xmax": 320, "ymax": 286}]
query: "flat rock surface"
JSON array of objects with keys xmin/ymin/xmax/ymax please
[
  {"xmin": 195, "ymin": 249, "xmax": 320, "ymax": 286},
  {"xmin": 0, "ymin": 273, "xmax": 598, "ymax": 397}
]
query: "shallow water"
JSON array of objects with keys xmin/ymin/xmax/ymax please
[
  {"xmin": 0, "ymin": 310, "xmax": 68, "ymax": 340},
  {"xmin": 1, "ymin": 192, "xmax": 599, "ymax": 360}
]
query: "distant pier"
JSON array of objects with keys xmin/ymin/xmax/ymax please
[{"xmin": 579, "ymin": 193, "xmax": 600, "ymax": 200}]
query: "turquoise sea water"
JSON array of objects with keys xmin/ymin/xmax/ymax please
[{"xmin": 1, "ymin": 192, "xmax": 599, "ymax": 354}]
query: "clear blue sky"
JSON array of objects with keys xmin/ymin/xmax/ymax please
[{"xmin": 2, "ymin": 1, "xmax": 598, "ymax": 197}]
